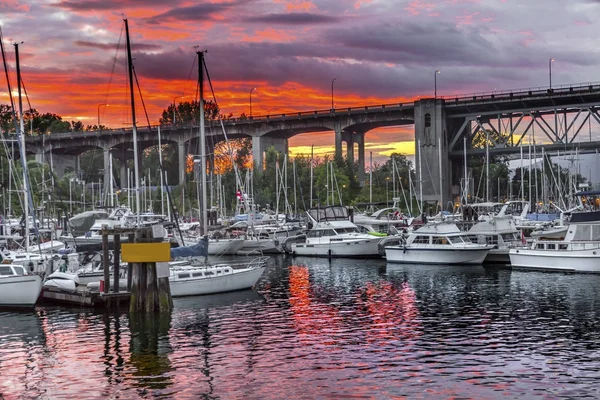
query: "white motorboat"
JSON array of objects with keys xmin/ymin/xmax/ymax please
[
  {"xmin": 169, "ymin": 256, "xmax": 268, "ymax": 297},
  {"xmin": 385, "ymin": 222, "xmax": 492, "ymax": 265},
  {"xmin": 467, "ymin": 217, "xmax": 523, "ymax": 264},
  {"xmin": 509, "ymin": 211, "xmax": 600, "ymax": 273},
  {"xmin": 0, "ymin": 264, "xmax": 43, "ymax": 308},
  {"xmin": 291, "ymin": 206, "xmax": 384, "ymax": 258}
]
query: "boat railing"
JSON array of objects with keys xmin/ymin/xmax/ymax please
[{"xmin": 534, "ymin": 240, "xmax": 600, "ymax": 251}]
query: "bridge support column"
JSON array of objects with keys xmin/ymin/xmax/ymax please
[
  {"xmin": 345, "ymin": 133, "xmax": 354, "ymax": 165},
  {"xmin": 177, "ymin": 141, "xmax": 186, "ymax": 186},
  {"xmin": 414, "ymin": 98, "xmax": 451, "ymax": 211},
  {"xmin": 334, "ymin": 122, "xmax": 343, "ymax": 158},
  {"xmin": 356, "ymin": 132, "xmax": 365, "ymax": 187},
  {"xmin": 41, "ymin": 152, "xmax": 78, "ymax": 177},
  {"xmin": 252, "ymin": 136, "xmax": 288, "ymax": 170}
]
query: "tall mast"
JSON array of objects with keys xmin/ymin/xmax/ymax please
[
  {"xmin": 124, "ymin": 19, "xmax": 140, "ymax": 225},
  {"xmin": 198, "ymin": 50, "xmax": 208, "ymax": 235},
  {"xmin": 14, "ymin": 43, "xmax": 29, "ymax": 252}
]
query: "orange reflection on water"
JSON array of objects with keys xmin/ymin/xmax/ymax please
[
  {"xmin": 288, "ymin": 265, "xmax": 422, "ymax": 347},
  {"xmin": 288, "ymin": 265, "xmax": 343, "ymax": 345},
  {"xmin": 355, "ymin": 280, "xmax": 421, "ymax": 343}
]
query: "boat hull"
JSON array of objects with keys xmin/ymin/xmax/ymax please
[
  {"xmin": 484, "ymin": 248, "xmax": 511, "ymax": 264},
  {"xmin": 169, "ymin": 266, "xmax": 266, "ymax": 297},
  {"xmin": 207, "ymin": 238, "xmax": 245, "ymax": 255},
  {"xmin": 291, "ymin": 238, "xmax": 382, "ymax": 258},
  {"xmin": 509, "ymin": 248, "xmax": 600, "ymax": 273},
  {"xmin": 0, "ymin": 275, "xmax": 43, "ymax": 307},
  {"xmin": 385, "ymin": 246, "xmax": 489, "ymax": 265}
]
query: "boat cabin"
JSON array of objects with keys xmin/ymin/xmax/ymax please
[
  {"xmin": 407, "ymin": 223, "xmax": 473, "ymax": 246},
  {"xmin": 0, "ymin": 264, "xmax": 28, "ymax": 277}
]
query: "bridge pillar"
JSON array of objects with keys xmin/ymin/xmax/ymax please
[
  {"xmin": 334, "ymin": 122, "xmax": 343, "ymax": 158},
  {"xmin": 345, "ymin": 133, "xmax": 354, "ymax": 165},
  {"xmin": 356, "ymin": 132, "xmax": 365, "ymax": 186},
  {"xmin": 414, "ymin": 99, "xmax": 452, "ymax": 211},
  {"xmin": 39, "ymin": 152, "xmax": 78, "ymax": 177},
  {"xmin": 252, "ymin": 135, "xmax": 288, "ymax": 170},
  {"xmin": 177, "ymin": 141, "xmax": 186, "ymax": 186}
]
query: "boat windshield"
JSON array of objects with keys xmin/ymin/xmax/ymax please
[
  {"xmin": 501, "ymin": 232, "xmax": 519, "ymax": 242},
  {"xmin": 448, "ymin": 235, "xmax": 473, "ymax": 244},
  {"xmin": 334, "ymin": 227, "xmax": 359, "ymax": 234}
]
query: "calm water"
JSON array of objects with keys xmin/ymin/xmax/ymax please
[{"xmin": 2, "ymin": 256, "xmax": 600, "ymax": 399}]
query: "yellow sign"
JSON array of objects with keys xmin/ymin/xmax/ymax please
[{"xmin": 121, "ymin": 243, "xmax": 171, "ymax": 262}]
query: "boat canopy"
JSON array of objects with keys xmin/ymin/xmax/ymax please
[
  {"xmin": 170, "ymin": 237, "xmax": 208, "ymax": 259},
  {"xmin": 68, "ymin": 210, "xmax": 109, "ymax": 236},
  {"xmin": 307, "ymin": 206, "xmax": 349, "ymax": 222}
]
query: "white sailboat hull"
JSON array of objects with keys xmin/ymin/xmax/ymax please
[
  {"xmin": 207, "ymin": 238, "xmax": 245, "ymax": 255},
  {"xmin": 385, "ymin": 246, "xmax": 489, "ymax": 265},
  {"xmin": 292, "ymin": 238, "xmax": 382, "ymax": 258},
  {"xmin": 238, "ymin": 238, "xmax": 283, "ymax": 255},
  {"xmin": 509, "ymin": 248, "xmax": 600, "ymax": 272},
  {"xmin": 0, "ymin": 275, "xmax": 43, "ymax": 307},
  {"xmin": 169, "ymin": 266, "xmax": 266, "ymax": 297}
]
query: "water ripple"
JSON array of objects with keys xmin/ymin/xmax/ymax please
[{"xmin": 2, "ymin": 258, "xmax": 600, "ymax": 398}]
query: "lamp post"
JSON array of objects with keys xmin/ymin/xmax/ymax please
[
  {"xmin": 173, "ymin": 96, "xmax": 185, "ymax": 124},
  {"xmin": 434, "ymin": 70, "xmax": 440, "ymax": 98},
  {"xmin": 97, "ymin": 103, "xmax": 108, "ymax": 127},
  {"xmin": 549, "ymin": 58, "xmax": 554, "ymax": 89},
  {"xmin": 249, "ymin": 87, "xmax": 256, "ymax": 117},
  {"xmin": 331, "ymin": 78, "xmax": 336, "ymax": 109}
]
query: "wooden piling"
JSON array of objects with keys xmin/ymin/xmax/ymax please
[
  {"xmin": 113, "ymin": 234, "xmax": 121, "ymax": 293},
  {"xmin": 115, "ymin": 226, "xmax": 172, "ymax": 313},
  {"xmin": 102, "ymin": 229, "xmax": 110, "ymax": 294}
]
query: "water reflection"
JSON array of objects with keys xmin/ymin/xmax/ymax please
[
  {"xmin": 127, "ymin": 312, "xmax": 173, "ymax": 397},
  {"xmin": 1, "ymin": 257, "xmax": 600, "ymax": 398},
  {"xmin": 0, "ymin": 310, "xmax": 45, "ymax": 398}
]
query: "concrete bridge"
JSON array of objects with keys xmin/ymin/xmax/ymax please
[{"xmin": 24, "ymin": 80, "xmax": 600, "ymax": 207}]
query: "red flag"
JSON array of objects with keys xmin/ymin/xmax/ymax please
[{"xmin": 521, "ymin": 230, "xmax": 526, "ymax": 245}]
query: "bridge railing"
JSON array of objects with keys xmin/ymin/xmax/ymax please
[
  {"xmin": 440, "ymin": 80, "xmax": 600, "ymax": 104},
  {"xmin": 232, "ymin": 101, "xmax": 414, "ymax": 123}
]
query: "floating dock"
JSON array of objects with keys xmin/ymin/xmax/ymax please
[{"xmin": 41, "ymin": 286, "xmax": 130, "ymax": 308}]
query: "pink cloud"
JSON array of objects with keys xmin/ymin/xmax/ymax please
[{"xmin": 404, "ymin": 0, "xmax": 437, "ymax": 16}]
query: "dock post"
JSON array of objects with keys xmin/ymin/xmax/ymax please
[
  {"xmin": 102, "ymin": 229, "xmax": 110, "ymax": 294},
  {"xmin": 127, "ymin": 233, "xmax": 134, "ymax": 292},
  {"xmin": 113, "ymin": 234, "xmax": 121, "ymax": 293},
  {"xmin": 122, "ymin": 226, "xmax": 172, "ymax": 313}
]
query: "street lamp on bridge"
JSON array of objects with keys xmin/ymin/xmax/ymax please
[
  {"xmin": 97, "ymin": 103, "xmax": 108, "ymax": 127},
  {"xmin": 549, "ymin": 58, "xmax": 554, "ymax": 89},
  {"xmin": 434, "ymin": 70, "xmax": 441, "ymax": 98},
  {"xmin": 249, "ymin": 87, "xmax": 257, "ymax": 117},
  {"xmin": 331, "ymin": 78, "xmax": 336, "ymax": 109}
]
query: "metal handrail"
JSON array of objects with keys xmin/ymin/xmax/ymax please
[{"xmin": 440, "ymin": 80, "xmax": 600, "ymax": 101}]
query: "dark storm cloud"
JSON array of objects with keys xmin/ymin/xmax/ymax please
[
  {"xmin": 325, "ymin": 21, "xmax": 497, "ymax": 66},
  {"xmin": 51, "ymin": 0, "xmax": 179, "ymax": 12},
  {"xmin": 74, "ymin": 40, "xmax": 162, "ymax": 52},
  {"xmin": 144, "ymin": 0, "xmax": 255, "ymax": 24},
  {"xmin": 242, "ymin": 13, "xmax": 340, "ymax": 25}
]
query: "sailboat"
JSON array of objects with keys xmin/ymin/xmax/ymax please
[
  {"xmin": 167, "ymin": 50, "xmax": 267, "ymax": 297},
  {"xmin": 0, "ymin": 34, "xmax": 43, "ymax": 307}
]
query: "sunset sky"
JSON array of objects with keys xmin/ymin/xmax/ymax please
[{"xmin": 1, "ymin": 0, "xmax": 600, "ymax": 162}]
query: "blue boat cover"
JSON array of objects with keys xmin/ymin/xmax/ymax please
[{"xmin": 171, "ymin": 236, "xmax": 209, "ymax": 259}]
